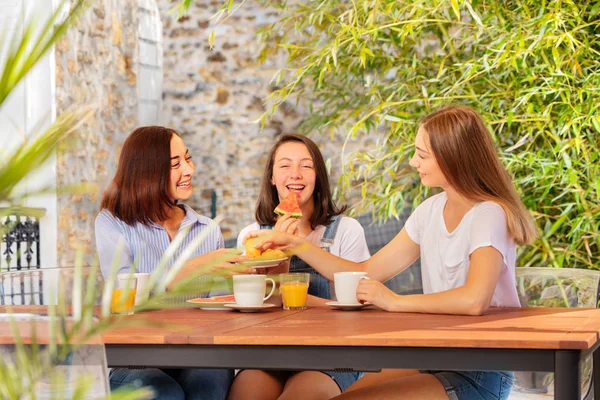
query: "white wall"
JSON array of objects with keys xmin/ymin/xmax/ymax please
[
  {"xmin": 138, "ymin": 0, "xmax": 163, "ymax": 125},
  {"xmin": 0, "ymin": 0, "xmax": 58, "ymax": 268}
]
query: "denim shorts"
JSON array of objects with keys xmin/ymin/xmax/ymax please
[
  {"xmin": 427, "ymin": 371, "xmax": 514, "ymax": 400},
  {"xmin": 325, "ymin": 371, "xmax": 363, "ymax": 392}
]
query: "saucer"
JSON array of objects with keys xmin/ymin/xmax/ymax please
[
  {"xmin": 223, "ymin": 303, "xmax": 277, "ymax": 313},
  {"xmin": 325, "ymin": 301, "xmax": 370, "ymax": 311}
]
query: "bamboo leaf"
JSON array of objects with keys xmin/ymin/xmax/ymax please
[
  {"xmin": 451, "ymin": 0, "xmax": 461, "ymax": 21},
  {"xmin": 464, "ymin": 1, "xmax": 483, "ymax": 26},
  {"xmin": 209, "ymin": 30, "xmax": 215, "ymax": 49}
]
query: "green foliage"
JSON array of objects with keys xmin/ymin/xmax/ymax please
[
  {"xmin": 0, "ymin": 0, "xmax": 91, "ymax": 105},
  {"xmin": 169, "ymin": 0, "xmax": 194, "ymax": 18},
  {"xmin": 0, "ymin": 2, "xmax": 251, "ymax": 398},
  {"xmin": 0, "ymin": 1, "xmax": 149, "ymax": 398},
  {"xmin": 210, "ymin": 0, "xmax": 600, "ymax": 269},
  {"xmin": 0, "ymin": 0, "xmax": 94, "ymax": 204}
]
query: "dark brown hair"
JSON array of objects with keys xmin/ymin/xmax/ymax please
[
  {"xmin": 420, "ymin": 105, "xmax": 537, "ymax": 244},
  {"xmin": 255, "ymin": 133, "xmax": 347, "ymax": 229},
  {"xmin": 101, "ymin": 126, "xmax": 179, "ymax": 225}
]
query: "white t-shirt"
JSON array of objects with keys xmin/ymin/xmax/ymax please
[
  {"xmin": 237, "ymin": 216, "xmax": 371, "ymax": 263},
  {"xmin": 404, "ymin": 192, "xmax": 520, "ymax": 308}
]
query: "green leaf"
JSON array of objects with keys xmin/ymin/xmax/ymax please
[
  {"xmin": 450, "ymin": 0, "xmax": 461, "ymax": 21},
  {"xmin": 0, "ymin": 0, "xmax": 91, "ymax": 106},
  {"xmin": 209, "ymin": 30, "xmax": 215, "ymax": 49},
  {"xmin": 592, "ymin": 117, "xmax": 600, "ymax": 134},
  {"xmin": 464, "ymin": 1, "xmax": 482, "ymax": 25}
]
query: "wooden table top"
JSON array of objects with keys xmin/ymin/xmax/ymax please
[{"xmin": 3, "ymin": 305, "xmax": 600, "ymax": 350}]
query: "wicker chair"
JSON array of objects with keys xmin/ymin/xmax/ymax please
[{"xmin": 512, "ymin": 267, "xmax": 600, "ymax": 399}]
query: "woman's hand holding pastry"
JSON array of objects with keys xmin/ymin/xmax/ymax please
[
  {"xmin": 243, "ymin": 230, "xmax": 302, "ymax": 254},
  {"xmin": 196, "ymin": 248, "xmax": 255, "ymax": 277}
]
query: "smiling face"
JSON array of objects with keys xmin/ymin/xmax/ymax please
[
  {"xmin": 169, "ymin": 135, "xmax": 194, "ymax": 202},
  {"xmin": 409, "ymin": 126, "xmax": 448, "ymax": 188},
  {"xmin": 270, "ymin": 141, "xmax": 316, "ymax": 210}
]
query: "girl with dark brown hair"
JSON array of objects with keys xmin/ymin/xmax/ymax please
[
  {"xmin": 244, "ymin": 106, "xmax": 537, "ymax": 400},
  {"xmin": 229, "ymin": 133, "xmax": 370, "ymax": 400},
  {"xmin": 95, "ymin": 126, "xmax": 248, "ymax": 400}
]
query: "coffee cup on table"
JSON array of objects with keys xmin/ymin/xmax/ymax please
[
  {"xmin": 233, "ymin": 275, "xmax": 276, "ymax": 306},
  {"xmin": 134, "ymin": 273, "xmax": 151, "ymax": 306},
  {"xmin": 334, "ymin": 272, "xmax": 369, "ymax": 305}
]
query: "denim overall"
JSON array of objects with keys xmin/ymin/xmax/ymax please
[
  {"xmin": 260, "ymin": 215, "xmax": 361, "ymax": 392},
  {"xmin": 261, "ymin": 214, "xmax": 342, "ymax": 300}
]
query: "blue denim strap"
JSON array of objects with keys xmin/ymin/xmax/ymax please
[{"xmin": 320, "ymin": 214, "xmax": 342, "ymax": 253}]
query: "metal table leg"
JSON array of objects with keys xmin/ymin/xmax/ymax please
[
  {"xmin": 555, "ymin": 351, "xmax": 581, "ymax": 400},
  {"xmin": 593, "ymin": 348, "xmax": 600, "ymax": 400}
]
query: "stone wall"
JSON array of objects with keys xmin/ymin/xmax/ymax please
[
  {"xmin": 157, "ymin": 0, "xmax": 375, "ymax": 241},
  {"xmin": 55, "ymin": 0, "xmax": 162, "ymax": 265}
]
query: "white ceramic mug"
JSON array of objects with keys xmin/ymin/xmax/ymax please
[
  {"xmin": 118, "ymin": 272, "xmax": 151, "ymax": 306},
  {"xmin": 334, "ymin": 272, "xmax": 369, "ymax": 305},
  {"xmin": 233, "ymin": 274, "xmax": 276, "ymax": 306}
]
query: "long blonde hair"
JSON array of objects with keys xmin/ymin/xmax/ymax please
[{"xmin": 420, "ymin": 106, "xmax": 537, "ymax": 245}]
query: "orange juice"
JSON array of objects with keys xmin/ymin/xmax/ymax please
[
  {"xmin": 111, "ymin": 288, "xmax": 136, "ymax": 315},
  {"xmin": 280, "ymin": 282, "xmax": 309, "ymax": 308}
]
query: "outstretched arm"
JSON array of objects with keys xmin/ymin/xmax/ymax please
[
  {"xmin": 357, "ymin": 246, "xmax": 503, "ymax": 315},
  {"xmin": 245, "ymin": 227, "xmax": 420, "ymax": 282}
]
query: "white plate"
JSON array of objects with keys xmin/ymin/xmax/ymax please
[
  {"xmin": 223, "ymin": 303, "xmax": 277, "ymax": 313},
  {"xmin": 236, "ymin": 257, "xmax": 288, "ymax": 268},
  {"xmin": 325, "ymin": 301, "xmax": 370, "ymax": 311},
  {"xmin": 186, "ymin": 296, "xmax": 237, "ymax": 310},
  {"xmin": 186, "ymin": 302, "xmax": 232, "ymax": 310}
]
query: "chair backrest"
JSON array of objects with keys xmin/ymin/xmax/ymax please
[
  {"xmin": 0, "ymin": 267, "xmax": 105, "ymax": 307},
  {"xmin": 516, "ymin": 267, "xmax": 600, "ymax": 308},
  {"xmin": 0, "ymin": 207, "xmax": 45, "ymax": 271},
  {"xmin": 356, "ymin": 212, "xmax": 423, "ymax": 295},
  {"xmin": 513, "ymin": 267, "xmax": 599, "ymax": 400},
  {"xmin": 0, "ymin": 270, "xmax": 44, "ymax": 305}
]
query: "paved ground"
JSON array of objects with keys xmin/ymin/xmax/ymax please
[{"xmin": 510, "ymin": 386, "xmax": 553, "ymax": 399}]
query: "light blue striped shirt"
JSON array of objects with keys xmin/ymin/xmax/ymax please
[{"xmin": 94, "ymin": 204, "xmax": 224, "ymax": 286}]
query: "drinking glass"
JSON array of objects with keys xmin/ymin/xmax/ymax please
[
  {"xmin": 111, "ymin": 276, "xmax": 137, "ymax": 315},
  {"xmin": 280, "ymin": 273, "xmax": 310, "ymax": 310}
]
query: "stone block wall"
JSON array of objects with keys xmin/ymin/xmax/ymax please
[
  {"xmin": 157, "ymin": 0, "xmax": 376, "ymax": 240},
  {"xmin": 55, "ymin": 0, "xmax": 162, "ymax": 265},
  {"xmin": 55, "ymin": 0, "xmax": 377, "ymax": 264}
]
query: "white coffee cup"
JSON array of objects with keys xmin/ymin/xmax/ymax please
[
  {"xmin": 334, "ymin": 272, "xmax": 369, "ymax": 305},
  {"xmin": 233, "ymin": 274, "xmax": 276, "ymax": 306},
  {"xmin": 118, "ymin": 272, "xmax": 151, "ymax": 306}
]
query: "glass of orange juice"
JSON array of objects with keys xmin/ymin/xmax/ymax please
[
  {"xmin": 111, "ymin": 276, "xmax": 137, "ymax": 315},
  {"xmin": 280, "ymin": 273, "xmax": 310, "ymax": 310}
]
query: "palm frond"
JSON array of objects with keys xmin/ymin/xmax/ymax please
[
  {"xmin": 0, "ymin": 106, "xmax": 95, "ymax": 202},
  {"xmin": 0, "ymin": 0, "xmax": 91, "ymax": 108}
]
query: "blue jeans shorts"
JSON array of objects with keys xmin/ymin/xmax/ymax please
[
  {"xmin": 109, "ymin": 367, "xmax": 234, "ymax": 400},
  {"xmin": 325, "ymin": 371, "xmax": 364, "ymax": 392},
  {"xmin": 426, "ymin": 371, "xmax": 514, "ymax": 400}
]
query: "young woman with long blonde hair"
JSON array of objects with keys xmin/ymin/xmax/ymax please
[{"xmin": 244, "ymin": 106, "xmax": 537, "ymax": 400}]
